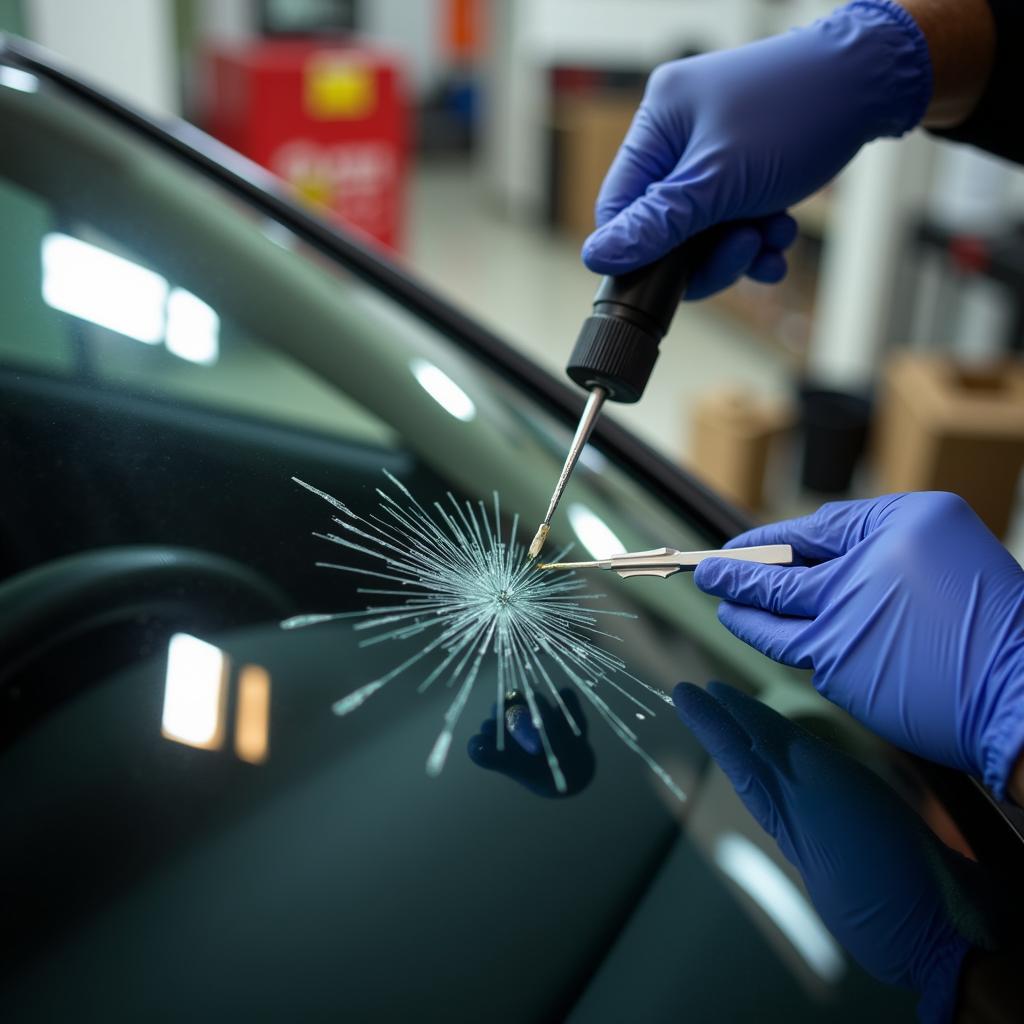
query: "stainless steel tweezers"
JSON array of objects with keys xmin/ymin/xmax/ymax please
[{"xmin": 537, "ymin": 544, "xmax": 792, "ymax": 580}]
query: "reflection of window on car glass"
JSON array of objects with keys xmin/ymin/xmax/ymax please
[
  {"xmin": 54, "ymin": 222, "xmax": 396, "ymax": 448},
  {"xmin": 0, "ymin": 151, "xmax": 394, "ymax": 449}
]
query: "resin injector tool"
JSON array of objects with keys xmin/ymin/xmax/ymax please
[{"xmin": 529, "ymin": 236, "xmax": 714, "ymax": 561}]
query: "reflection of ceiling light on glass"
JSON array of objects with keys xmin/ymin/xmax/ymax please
[
  {"xmin": 41, "ymin": 233, "xmax": 220, "ymax": 364},
  {"xmin": 166, "ymin": 287, "xmax": 220, "ymax": 365},
  {"xmin": 410, "ymin": 358, "xmax": 476, "ymax": 422},
  {"xmin": 0, "ymin": 66, "xmax": 39, "ymax": 93},
  {"xmin": 261, "ymin": 219, "xmax": 295, "ymax": 250},
  {"xmin": 42, "ymin": 233, "xmax": 168, "ymax": 343},
  {"xmin": 714, "ymin": 833, "xmax": 845, "ymax": 985},
  {"xmin": 567, "ymin": 503, "xmax": 625, "ymax": 558},
  {"xmin": 578, "ymin": 445, "xmax": 609, "ymax": 472},
  {"xmin": 161, "ymin": 633, "xmax": 229, "ymax": 751},
  {"xmin": 235, "ymin": 664, "xmax": 271, "ymax": 765}
]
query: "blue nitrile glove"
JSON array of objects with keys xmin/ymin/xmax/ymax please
[
  {"xmin": 467, "ymin": 688, "xmax": 594, "ymax": 797},
  {"xmin": 582, "ymin": 1, "xmax": 932, "ymax": 297},
  {"xmin": 673, "ymin": 682, "xmax": 983, "ymax": 1023},
  {"xmin": 694, "ymin": 493, "xmax": 1024, "ymax": 798}
]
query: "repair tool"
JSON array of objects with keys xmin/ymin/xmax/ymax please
[
  {"xmin": 528, "ymin": 241, "xmax": 702, "ymax": 560},
  {"xmin": 538, "ymin": 544, "xmax": 793, "ymax": 580}
]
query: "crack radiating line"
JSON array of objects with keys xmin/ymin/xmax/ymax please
[{"xmin": 284, "ymin": 473, "xmax": 685, "ymax": 801}]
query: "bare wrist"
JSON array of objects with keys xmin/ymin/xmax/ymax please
[
  {"xmin": 954, "ymin": 946, "xmax": 1024, "ymax": 1023},
  {"xmin": 1009, "ymin": 748, "xmax": 1024, "ymax": 807},
  {"xmin": 899, "ymin": 0, "xmax": 995, "ymax": 127}
]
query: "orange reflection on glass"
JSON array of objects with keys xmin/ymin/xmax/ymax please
[
  {"xmin": 161, "ymin": 633, "xmax": 229, "ymax": 751},
  {"xmin": 235, "ymin": 664, "xmax": 271, "ymax": 765}
]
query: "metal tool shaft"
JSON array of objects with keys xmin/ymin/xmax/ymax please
[{"xmin": 528, "ymin": 386, "xmax": 606, "ymax": 559}]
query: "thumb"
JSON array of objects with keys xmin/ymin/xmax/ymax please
[{"xmin": 505, "ymin": 701, "xmax": 542, "ymax": 756}]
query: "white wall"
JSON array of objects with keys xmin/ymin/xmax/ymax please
[
  {"xmin": 26, "ymin": 0, "xmax": 178, "ymax": 116},
  {"xmin": 520, "ymin": 0, "xmax": 758, "ymax": 67},
  {"xmin": 196, "ymin": 0, "xmax": 254, "ymax": 45},
  {"xmin": 808, "ymin": 134, "xmax": 937, "ymax": 388},
  {"xmin": 195, "ymin": 0, "xmax": 449, "ymax": 99},
  {"xmin": 361, "ymin": 0, "xmax": 445, "ymax": 97}
]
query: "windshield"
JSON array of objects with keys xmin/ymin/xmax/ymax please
[{"xmin": 0, "ymin": 56, "xmax": 999, "ymax": 1022}]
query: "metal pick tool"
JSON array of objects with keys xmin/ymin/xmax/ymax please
[
  {"xmin": 527, "ymin": 386, "xmax": 606, "ymax": 561},
  {"xmin": 537, "ymin": 544, "xmax": 793, "ymax": 580}
]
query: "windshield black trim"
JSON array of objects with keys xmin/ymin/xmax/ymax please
[{"xmin": 0, "ymin": 32, "xmax": 747, "ymax": 545}]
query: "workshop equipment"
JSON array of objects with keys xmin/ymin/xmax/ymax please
[
  {"xmin": 528, "ymin": 243, "xmax": 700, "ymax": 559},
  {"xmin": 205, "ymin": 39, "xmax": 408, "ymax": 252},
  {"xmin": 799, "ymin": 386, "xmax": 872, "ymax": 494},
  {"xmin": 538, "ymin": 544, "xmax": 792, "ymax": 580}
]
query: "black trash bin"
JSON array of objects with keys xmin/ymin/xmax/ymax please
[{"xmin": 799, "ymin": 387, "xmax": 872, "ymax": 494}]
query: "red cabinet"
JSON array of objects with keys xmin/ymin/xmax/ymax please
[{"xmin": 206, "ymin": 39, "xmax": 409, "ymax": 253}]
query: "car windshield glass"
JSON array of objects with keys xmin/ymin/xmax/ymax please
[{"xmin": 0, "ymin": 60, "xmax": 996, "ymax": 1022}]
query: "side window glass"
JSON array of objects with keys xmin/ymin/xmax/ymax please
[
  {"xmin": 46, "ymin": 223, "xmax": 396, "ymax": 446},
  {"xmin": 0, "ymin": 179, "xmax": 395, "ymax": 446},
  {"xmin": 0, "ymin": 177, "xmax": 71, "ymax": 373}
]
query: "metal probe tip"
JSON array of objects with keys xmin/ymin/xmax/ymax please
[
  {"xmin": 527, "ymin": 523, "xmax": 549, "ymax": 561},
  {"xmin": 528, "ymin": 387, "xmax": 607, "ymax": 562}
]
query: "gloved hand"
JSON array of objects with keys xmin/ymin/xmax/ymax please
[
  {"xmin": 694, "ymin": 493, "xmax": 1024, "ymax": 798},
  {"xmin": 467, "ymin": 689, "xmax": 594, "ymax": 797},
  {"xmin": 673, "ymin": 681, "xmax": 983, "ymax": 1022},
  {"xmin": 583, "ymin": 1, "xmax": 932, "ymax": 298}
]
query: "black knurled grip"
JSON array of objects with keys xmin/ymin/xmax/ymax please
[
  {"xmin": 566, "ymin": 314, "xmax": 660, "ymax": 404},
  {"xmin": 566, "ymin": 239, "xmax": 701, "ymax": 404}
]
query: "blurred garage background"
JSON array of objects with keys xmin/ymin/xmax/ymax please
[{"xmin": 4, "ymin": 0, "xmax": 1024, "ymax": 553}]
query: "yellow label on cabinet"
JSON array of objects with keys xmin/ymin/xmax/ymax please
[
  {"xmin": 291, "ymin": 173, "xmax": 333, "ymax": 210},
  {"xmin": 305, "ymin": 58, "xmax": 376, "ymax": 120}
]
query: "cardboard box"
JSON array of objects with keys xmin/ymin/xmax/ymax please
[
  {"xmin": 875, "ymin": 353, "xmax": 1024, "ymax": 537},
  {"xmin": 690, "ymin": 389, "xmax": 793, "ymax": 512},
  {"xmin": 551, "ymin": 95, "xmax": 639, "ymax": 240}
]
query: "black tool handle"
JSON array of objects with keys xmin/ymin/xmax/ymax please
[{"xmin": 566, "ymin": 240, "xmax": 698, "ymax": 404}]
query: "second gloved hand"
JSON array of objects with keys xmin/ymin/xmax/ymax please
[
  {"xmin": 694, "ymin": 493, "xmax": 1024, "ymax": 797},
  {"xmin": 583, "ymin": 1, "xmax": 932, "ymax": 296},
  {"xmin": 673, "ymin": 682, "xmax": 983, "ymax": 1022}
]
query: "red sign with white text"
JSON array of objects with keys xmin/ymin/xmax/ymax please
[{"xmin": 205, "ymin": 39, "xmax": 408, "ymax": 253}]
